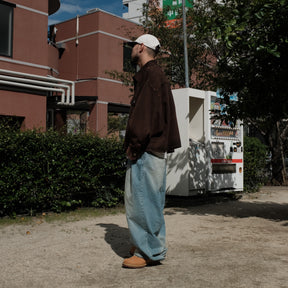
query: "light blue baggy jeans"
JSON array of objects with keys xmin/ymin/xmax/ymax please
[{"xmin": 125, "ymin": 152, "xmax": 167, "ymax": 261}]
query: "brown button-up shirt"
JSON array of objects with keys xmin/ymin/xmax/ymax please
[{"xmin": 124, "ymin": 60, "xmax": 181, "ymax": 159}]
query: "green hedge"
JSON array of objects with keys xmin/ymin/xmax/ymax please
[
  {"xmin": 0, "ymin": 128, "xmax": 268, "ymax": 217},
  {"xmin": 244, "ymin": 136, "xmax": 268, "ymax": 192},
  {"xmin": 0, "ymin": 128, "xmax": 126, "ymax": 217}
]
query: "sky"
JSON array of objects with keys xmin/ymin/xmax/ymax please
[{"xmin": 48, "ymin": 0, "xmax": 128, "ymax": 26}]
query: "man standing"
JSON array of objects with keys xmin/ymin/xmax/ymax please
[{"xmin": 122, "ymin": 34, "xmax": 181, "ymax": 269}]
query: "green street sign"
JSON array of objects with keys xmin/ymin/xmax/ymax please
[{"xmin": 163, "ymin": 0, "xmax": 193, "ymax": 21}]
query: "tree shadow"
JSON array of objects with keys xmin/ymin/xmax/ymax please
[
  {"xmin": 97, "ymin": 193, "xmax": 288, "ymax": 259},
  {"xmin": 165, "ymin": 194, "xmax": 288, "ymax": 224},
  {"xmin": 96, "ymin": 223, "xmax": 131, "ymax": 258}
]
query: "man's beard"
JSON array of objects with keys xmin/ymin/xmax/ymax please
[{"xmin": 131, "ymin": 55, "xmax": 139, "ymax": 66}]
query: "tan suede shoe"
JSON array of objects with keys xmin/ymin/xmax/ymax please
[
  {"xmin": 122, "ymin": 256, "xmax": 160, "ymax": 269},
  {"xmin": 122, "ymin": 256, "xmax": 147, "ymax": 268}
]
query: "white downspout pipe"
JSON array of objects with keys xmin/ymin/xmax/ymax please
[{"xmin": 71, "ymin": 82, "xmax": 75, "ymax": 105}]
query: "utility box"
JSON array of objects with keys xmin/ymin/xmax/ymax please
[{"xmin": 167, "ymin": 88, "xmax": 243, "ymax": 196}]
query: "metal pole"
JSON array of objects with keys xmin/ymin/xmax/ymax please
[
  {"xmin": 145, "ymin": 0, "xmax": 149, "ymax": 24},
  {"xmin": 182, "ymin": 0, "xmax": 189, "ymax": 88}
]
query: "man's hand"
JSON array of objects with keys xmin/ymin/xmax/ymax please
[{"xmin": 126, "ymin": 146, "xmax": 138, "ymax": 161}]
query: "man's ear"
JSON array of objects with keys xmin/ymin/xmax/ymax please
[{"xmin": 139, "ymin": 43, "xmax": 145, "ymax": 53}]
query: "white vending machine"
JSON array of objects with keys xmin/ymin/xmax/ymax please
[{"xmin": 166, "ymin": 88, "xmax": 243, "ymax": 196}]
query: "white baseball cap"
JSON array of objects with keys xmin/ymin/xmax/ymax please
[{"xmin": 127, "ymin": 34, "xmax": 161, "ymax": 52}]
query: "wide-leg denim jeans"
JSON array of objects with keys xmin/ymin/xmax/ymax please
[{"xmin": 125, "ymin": 152, "xmax": 167, "ymax": 261}]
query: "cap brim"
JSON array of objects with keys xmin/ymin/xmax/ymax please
[{"xmin": 125, "ymin": 41, "xmax": 137, "ymax": 48}]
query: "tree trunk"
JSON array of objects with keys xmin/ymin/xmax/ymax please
[{"xmin": 269, "ymin": 121, "xmax": 287, "ymax": 185}]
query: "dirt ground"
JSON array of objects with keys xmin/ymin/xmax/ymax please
[{"xmin": 1, "ymin": 186, "xmax": 288, "ymax": 288}]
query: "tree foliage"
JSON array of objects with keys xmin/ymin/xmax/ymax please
[
  {"xmin": 189, "ymin": 0, "xmax": 288, "ymax": 184},
  {"xmin": 191, "ymin": 0, "xmax": 288, "ymax": 120},
  {"xmin": 142, "ymin": 0, "xmax": 215, "ymax": 88}
]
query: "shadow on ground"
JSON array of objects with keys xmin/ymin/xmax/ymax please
[
  {"xmin": 99, "ymin": 189, "xmax": 288, "ymax": 257},
  {"xmin": 165, "ymin": 193, "xmax": 288, "ymax": 222},
  {"xmin": 97, "ymin": 223, "xmax": 131, "ymax": 258}
]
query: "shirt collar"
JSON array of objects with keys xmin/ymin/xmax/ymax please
[{"xmin": 134, "ymin": 60, "xmax": 157, "ymax": 83}]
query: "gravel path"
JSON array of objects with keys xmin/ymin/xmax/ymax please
[{"xmin": 1, "ymin": 186, "xmax": 288, "ymax": 288}]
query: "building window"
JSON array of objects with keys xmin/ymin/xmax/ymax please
[
  {"xmin": 0, "ymin": 1, "xmax": 15, "ymax": 57},
  {"xmin": 67, "ymin": 111, "xmax": 88, "ymax": 135}
]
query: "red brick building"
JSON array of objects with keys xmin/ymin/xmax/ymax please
[
  {"xmin": 53, "ymin": 9, "xmax": 140, "ymax": 136},
  {"xmin": 0, "ymin": 0, "xmax": 64, "ymax": 130},
  {"xmin": 0, "ymin": 1, "xmax": 140, "ymax": 136}
]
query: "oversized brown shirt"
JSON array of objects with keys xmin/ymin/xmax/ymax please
[{"xmin": 124, "ymin": 60, "xmax": 181, "ymax": 159}]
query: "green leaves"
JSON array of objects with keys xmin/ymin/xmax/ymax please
[
  {"xmin": 189, "ymin": 0, "xmax": 288, "ymax": 184},
  {"xmin": 0, "ymin": 128, "xmax": 126, "ymax": 217},
  {"xmin": 244, "ymin": 136, "xmax": 268, "ymax": 192},
  {"xmin": 191, "ymin": 0, "xmax": 288, "ymax": 121}
]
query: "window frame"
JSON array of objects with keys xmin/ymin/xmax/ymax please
[{"xmin": 0, "ymin": 0, "xmax": 15, "ymax": 58}]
